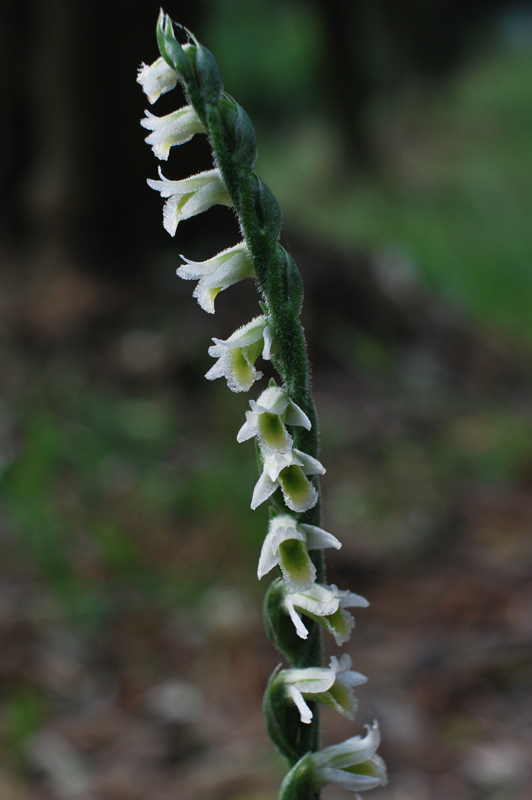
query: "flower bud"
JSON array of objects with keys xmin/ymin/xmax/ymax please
[{"xmin": 156, "ymin": 10, "xmax": 194, "ymax": 83}]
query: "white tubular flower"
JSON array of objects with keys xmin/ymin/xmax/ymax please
[
  {"xmin": 137, "ymin": 57, "xmax": 178, "ymax": 104},
  {"xmin": 281, "ymin": 655, "xmax": 367, "ymax": 724},
  {"xmin": 147, "ymin": 168, "xmax": 232, "ymax": 236},
  {"xmin": 283, "ymin": 583, "xmax": 369, "ymax": 646},
  {"xmin": 251, "ymin": 449, "xmax": 325, "ymax": 512},
  {"xmin": 141, "ymin": 107, "xmax": 205, "ymax": 160},
  {"xmin": 237, "ymin": 384, "xmax": 311, "ymax": 456},
  {"xmin": 177, "ymin": 242, "xmax": 255, "ymax": 314},
  {"xmin": 311, "ymin": 721, "xmax": 387, "ymax": 795},
  {"xmin": 258, "ymin": 514, "xmax": 341, "ymax": 592},
  {"xmin": 206, "ymin": 315, "xmax": 272, "ymax": 393}
]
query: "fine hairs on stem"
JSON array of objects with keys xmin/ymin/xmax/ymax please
[{"xmin": 138, "ymin": 12, "xmax": 387, "ymax": 799}]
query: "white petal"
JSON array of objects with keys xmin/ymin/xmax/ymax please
[
  {"xmin": 292, "ymin": 449, "xmax": 326, "ymax": 476},
  {"xmin": 291, "ymin": 584, "xmax": 340, "ymax": 617},
  {"xmin": 250, "ymin": 470, "xmax": 277, "ymax": 510},
  {"xmin": 313, "ymin": 722, "xmax": 382, "ymax": 770},
  {"xmin": 236, "ymin": 411, "xmax": 258, "ymax": 443},
  {"xmin": 337, "ymin": 588, "xmax": 370, "ymax": 609},
  {"xmin": 284, "ymin": 667, "xmax": 335, "ymax": 694},
  {"xmin": 262, "ymin": 325, "xmax": 273, "ymax": 360},
  {"xmin": 285, "ymin": 685, "xmax": 313, "ymax": 724},
  {"xmin": 284, "ymin": 400, "xmax": 312, "ymax": 429},
  {"xmin": 300, "ymin": 524, "xmax": 342, "ymax": 551},
  {"xmin": 257, "ymin": 531, "xmax": 279, "ymax": 579},
  {"xmin": 284, "ymin": 596, "xmax": 309, "ymax": 639},
  {"xmin": 254, "ymin": 386, "xmax": 288, "ymax": 416},
  {"xmin": 263, "ymin": 451, "xmax": 293, "ymax": 482},
  {"xmin": 315, "ymin": 768, "xmax": 382, "ymax": 792},
  {"xmin": 224, "ymin": 316, "xmax": 267, "ymax": 348},
  {"xmin": 269, "ymin": 516, "xmax": 304, "ymax": 545}
]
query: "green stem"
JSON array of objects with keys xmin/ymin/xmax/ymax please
[{"xmin": 163, "ymin": 23, "xmax": 324, "ymax": 791}]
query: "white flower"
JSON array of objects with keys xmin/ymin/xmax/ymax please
[
  {"xmin": 137, "ymin": 57, "xmax": 178, "ymax": 104},
  {"xmin": 141, "ymin": 106, "xmax": 205, "ymax": 160},
  {"xmin": 251, "ymin": 449, "xmax": 325, "ymax": 512},
  {"xmin": 237, "ymin": 384, "xmax": 311, "ymax": 457},
  {"xmin": 280, "ymin": 654, "xmax": 367, "ymax": 724},
  {"xmin": 311, "ymin": 721, "xmax": 387, "ymax": 795},
  {"xmin": 283, "ymin": 583, "xmax": 369, "ymax": 646},
  {"xmin": 258, "ymin": 514, "xmax": 341, "ymax": 592},
  {"xmin": 177, "ymin": 242, "xmax": 255, "ymax": 314},
  {"xmin": 147, "ymin": 168, "xmax": 232, "ymax": 236},
  {"xmin": 206, "ymin": 315, "xmax": 272, "ymax": 392}
]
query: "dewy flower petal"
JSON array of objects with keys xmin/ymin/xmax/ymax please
[
  {"xmin": 147, "ymin": 168, "xmax": 232, "ymax": 236},
  {"xmin": 311, "ymin": 721, "xmax": 387, "ymax": 794},
  {"xmin": 237, "ymin": 384, "xmax": 311, "ymax": 456},
  {"xmin": 279, "ymin": 654, "xmax": 367, "ymax": 724},
  {"xmin": 141, "ymin": 106, "xmax": 205, "ymax": 160},
  {"xmin": 283, "ymin": 583, "xmax": 369, "ymax": 645},
  {"xmin": 258, "ymin": 514, "xmax": 341, "ymax": 592},
  {"xmin": 205, "ymin": 315, "xmax": 271, "ymax": 392},
  {"xmin": 137, "ymin": 57, "xmax": 178, "ymax": 104},
  {"xmin": 177, "ymin": 242, "xmax": 255, "ymax": 314}
]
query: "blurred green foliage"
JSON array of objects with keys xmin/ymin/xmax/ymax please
[
  {"xmin": 3, "ymin": 685, "xmax": 48, "ymax": 771},
  {"xmin": 258, "ymin": 47, "xmax": 532, "ymax": 345},
  {"xmin": 0, "ymin": 377, "xmax": 266, "ymax": 627},
  {"xmin": 204, "ymin": 0, "xmax": 322, "ymax": 117}
]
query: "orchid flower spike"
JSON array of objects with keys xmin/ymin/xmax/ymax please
[
  {"xmin": 177, "ymin": 242, "xmax": 255, "ymax": 314},
  {"xmin": 206, "ymin": 315, "xmax": 272, "ymax": 392},
  {"xmin": 237, "ymin": 382, "xmax": 311, "ymax": 457},
  {"xmin": 310, "ymin": 721, "xmax": 388, "ymax": 795},
  {"xmin": 279, "ymin": 654, "xmax": 366, "ymax": 724},
  {"xmin": 147, "ymin": 168, "xmax": 232, "ymax": 236},
  {"xmin": 251, "ymin": 449, "xmax": 325, "ymax": 513},
  {"xmin": 141, "ymin": 107, "xmax": 205, "ymax": 160},
  {"xmin": 258, "ymin": 514, "xmax": 340, "ymax": 592},
  {"xmin": 137, "ymin": 57, "xmax": 178, "ymax": 104},
  {"xmin": 284, "ymin": 583, "xmax": 369, "ymax": 646}
]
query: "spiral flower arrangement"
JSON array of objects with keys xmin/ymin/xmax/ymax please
[{"xmin": 138, "ymin": 12, "xmax": 387, "ymax": 799}]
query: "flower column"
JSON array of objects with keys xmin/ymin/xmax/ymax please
[{"xmin": 138, "ymin": 12, "xmax": 387, "ymax": 799}]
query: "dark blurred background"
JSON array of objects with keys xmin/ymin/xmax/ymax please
[{"xmin": 1, "ymin": 1, "xmax": 532, "ymax": 798}]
